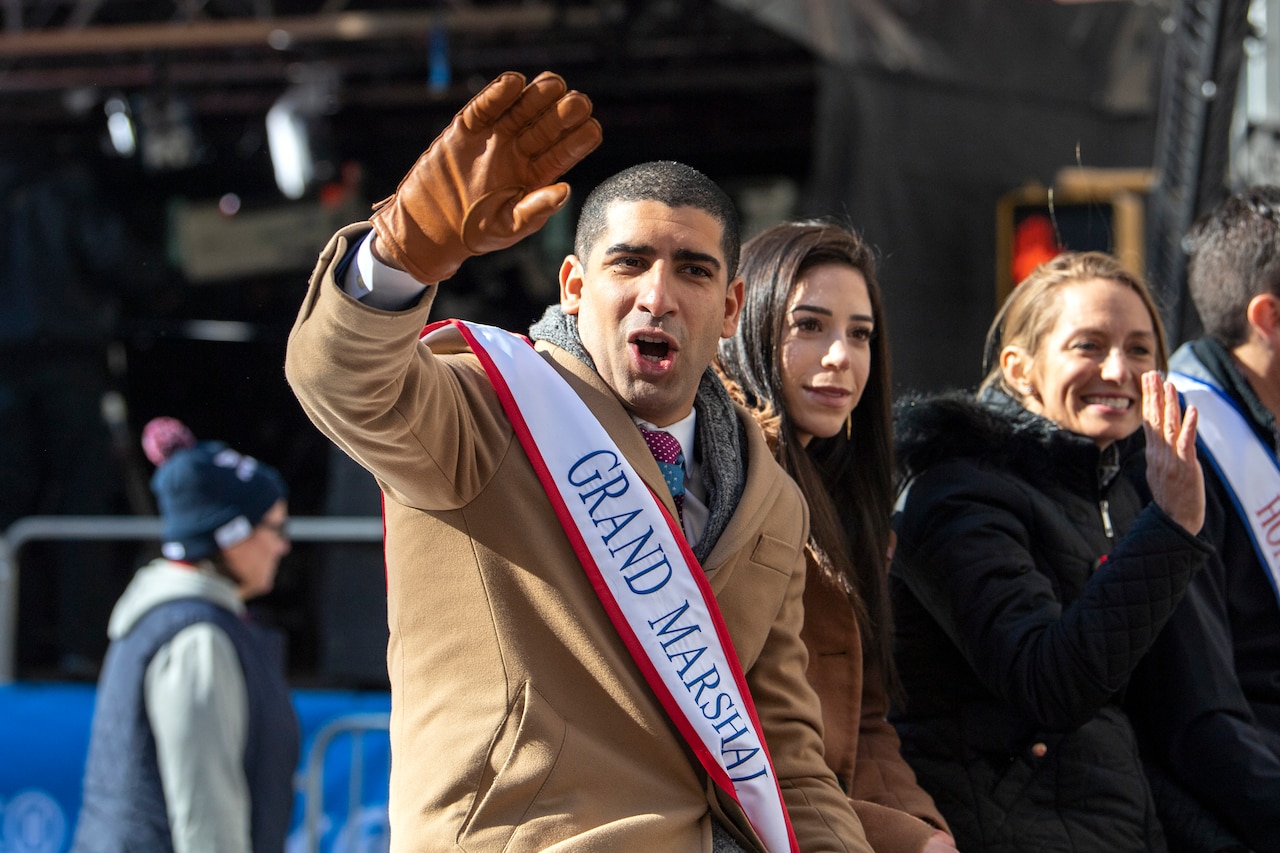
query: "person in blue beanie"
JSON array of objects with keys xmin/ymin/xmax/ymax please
[{"xmin": 73, "ymin": 417, "xmax": 299, "ymax": 853}]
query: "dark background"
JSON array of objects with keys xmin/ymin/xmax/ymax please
[{"xmin": 0, "ymin": 0, "xmax": 1217, "ymax": 684}]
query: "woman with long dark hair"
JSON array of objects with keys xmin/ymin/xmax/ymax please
[{"xmin": 719, "ymin": 219, "xmax": 956, "ymax": 853}]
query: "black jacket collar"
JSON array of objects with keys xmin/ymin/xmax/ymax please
[{"xmin": 894, "ymin": 388, "xmax": 1137, "ymax": 497}]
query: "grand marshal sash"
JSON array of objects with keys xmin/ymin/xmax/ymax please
[
  {"xmin": 421, "ymin": 319, "xmax": 798, "ymax": 853},
  {"xmin": 1171, "ymin": 369, "xmax": 1280, "ymax": 605}
]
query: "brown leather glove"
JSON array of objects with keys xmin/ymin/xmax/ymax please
[{"xmin": 370, "ymin": 70, "xmax": 603, "ymax": 284}]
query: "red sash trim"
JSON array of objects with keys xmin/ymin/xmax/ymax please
[{"xmin": 421, "ymin": 318, "xmax": 798, "ymax": 853}]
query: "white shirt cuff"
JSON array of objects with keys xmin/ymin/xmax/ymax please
[{"xmin": 341, "ymin": 231, "xmax": 431, "ymax": 310}]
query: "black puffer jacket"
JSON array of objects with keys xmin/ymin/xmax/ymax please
[{"xmin": 888, "ymin": 390, "xmax": 1212, "ymax": 853}]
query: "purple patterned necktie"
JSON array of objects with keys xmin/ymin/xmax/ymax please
[{"xmin": 639, "ymin": 427, "xmax": 686, "ymax": 523}]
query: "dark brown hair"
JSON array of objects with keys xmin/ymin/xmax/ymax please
[
  {"xmin": 717, "ymin": 218, "xmax": 896, "ymax": 690},
  {"xmin": 1185, "ymin": 185, "xmax": 1280, "ymax": 347}
]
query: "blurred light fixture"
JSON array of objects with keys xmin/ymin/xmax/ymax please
[
  {"xmin": 266, "ymin": 63, "xmax": 340, "ymax": 200},
  {"xmin": 138, "ymin": 95, "xmax": 200, "ymax": 171},
  {"xmin": 62, "ymin": 87, "xmax": 98, "ymax": 117},
  {"xmin": 218, "ymin": 193, "xmax": 243, "ymax": 217},
  {"xmin": 104, "ymin": 96, "xmax": 137, "ymax": 157},
  {"xmin": 266, "ymin": 96, "xmax": 313, "ymax": 200}
]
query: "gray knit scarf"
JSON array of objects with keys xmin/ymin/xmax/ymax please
[{"xmin": 528, "ymin": 305, "xmax": 746, "ymax": 564}]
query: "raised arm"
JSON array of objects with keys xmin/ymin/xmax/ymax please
[
  {"xmin": 286, "ymin": 71, "xmax": 601, "ymax": 506},
  {"xmin": 895, "ymin": 461, "xmax": 1211, "ymax": 731}
]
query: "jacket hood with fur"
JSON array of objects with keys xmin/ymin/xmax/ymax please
[{"xmin": 894, "ymin": 389, "xmax": 1143, "ymax": 496}]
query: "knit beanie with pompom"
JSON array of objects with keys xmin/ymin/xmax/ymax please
[{"xmin": 142, "ymin": 417, "xmax": 287, "ymax": 561}]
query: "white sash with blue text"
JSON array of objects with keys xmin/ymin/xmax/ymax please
[
  {"xmin": 1171, "ymin": 370, "xmax": 1280, "ymax": 605},
  {"xmin": 422, "ymin": 319, "xmax": 798, "ymax": 853}
]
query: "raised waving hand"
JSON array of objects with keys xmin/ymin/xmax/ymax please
[
  {"xmin": 1142, "ymin": 370, "xmax": 1204, "ymax": 535},
  {"xmin": 370, "ymin": 70, "xmax": 603, "ymax": 284}
]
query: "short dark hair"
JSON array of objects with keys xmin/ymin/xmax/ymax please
[
  {"xmin": 574, "ymin": 161, "xmax": 741, "ymax": 280},
  {"xmin": 1185, "ymin": 185, "xmax": 1280, "ymax": 347}
]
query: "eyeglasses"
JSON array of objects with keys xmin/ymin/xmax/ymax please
[{"xmin": 258, "ymin": 519, "xmax": 290, "ymax": 539}]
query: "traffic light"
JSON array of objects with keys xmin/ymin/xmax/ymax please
[{"xmin": 995, "ymin": 169, "xmax": 1149, "ymax": 309}]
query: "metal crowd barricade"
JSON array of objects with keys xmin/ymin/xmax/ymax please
[
  {"xmin": 0, "ymin": 514, "xmax": 385, "ymax": 685},
  {"xmin": 301, "ymin": 711, "xmax": 392, "ymax": 852}
]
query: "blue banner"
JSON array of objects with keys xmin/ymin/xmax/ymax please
[{"xmin": 0, "ymin": 683, "xmax": 391, "ymax": 853}]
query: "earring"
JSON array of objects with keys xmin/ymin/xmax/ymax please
[{"xmin": 845, "ymin": 413, "xmax": 853, "ymax": 440}]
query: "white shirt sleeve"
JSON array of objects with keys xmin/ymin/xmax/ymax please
[
  {"xmin": 340, "ymin": 231, "xmax": 431, "ymax": 310},
  {"xmin": 145, "ymin": 623, "xmax": 253, "ymax": 853}
]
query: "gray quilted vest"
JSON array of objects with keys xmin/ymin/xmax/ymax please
[{"xmin": 72, "ymin": 598, "xmax": 299, "ymax": 852}]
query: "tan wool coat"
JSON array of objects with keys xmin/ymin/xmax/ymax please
[
  {"xmin": 803, "ymin": 570, "xmax": 952, "ymax": 853},
  {"xmin": 285, "ymin": 224, "xmax": 871, "ymax": 853}
]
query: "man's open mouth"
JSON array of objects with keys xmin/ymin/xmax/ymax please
[{"xmin": 634, "ymin": 334, "xmax": 672, "ymax": 362}]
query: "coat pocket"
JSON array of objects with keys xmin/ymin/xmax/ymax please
[
  {"xmin": 980, "ymin": 733, "xmax": 1063, "ymax": 840},
  {"xmin": 457, "ymin": 680, "xmax": 567, "ymax": 851},
  {"xmin": 719, "ymin": 533, "xmax": 798, "ymax": 666}
]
